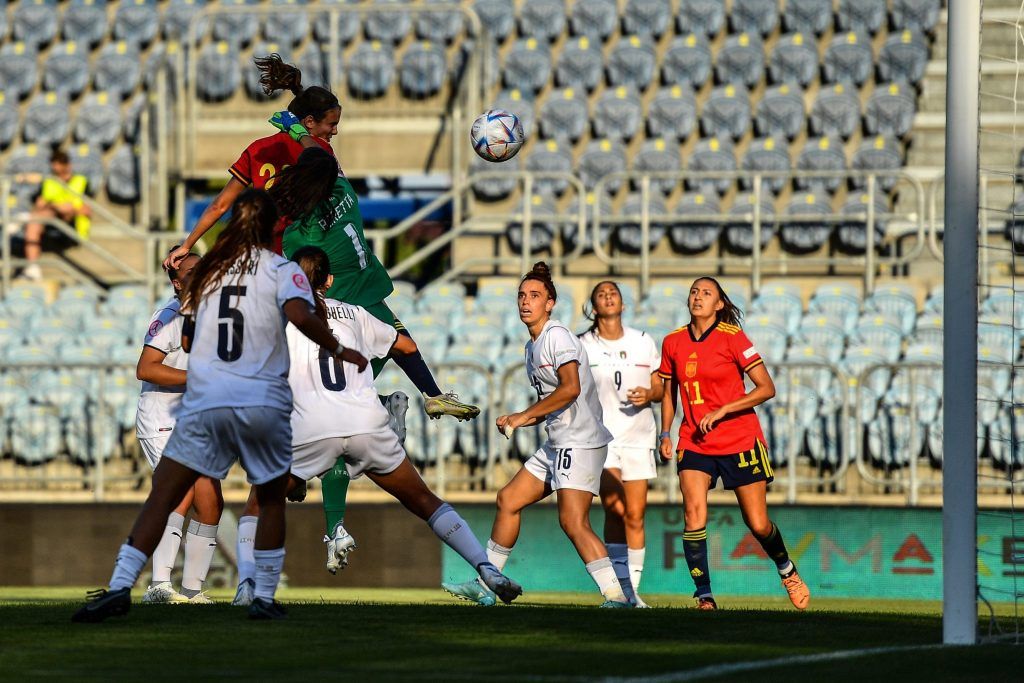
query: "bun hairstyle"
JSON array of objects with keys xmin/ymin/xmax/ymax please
[
  {"xmin": 255, "ymin": 53, "xmax": 341, "ymax": 122},
  {"xmin": 693, "ymin": 276, "xmax": 743, "ymax": 327},
  {"xmin": 582, "ymin": 280, "xmax": 620, "ymax": 335},
  {"xmin": 521, "ymin": 261, "xmax": 557, "ymax": 301},
  {"xmin": 291, "ymin": 245, "xmax": 332, "ymax": 324}
]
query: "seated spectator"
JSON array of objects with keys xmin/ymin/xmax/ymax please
[{"xmin": 20, "ymin": 149, "xmax": 92, "ymax": 281}]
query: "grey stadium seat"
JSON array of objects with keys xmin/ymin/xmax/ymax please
[
  {"xmin": 314, "ymin": 0, "xmax": 360, "ymax": 46},
  {"xmin": 647, "ymin": 86, "xmax": 698, "ymax": 140},
  {"xmin": 823, "ymin": 32, "xmax": 873, "ymax": 86},
  {"xmin": 593, "ymin": 86, "xmax": 643, "ymax": 142},
  {"xmin": 347, "ymin": 42, "xmax": 395, "ymax": 99},
  {"xmin": 539, "ymin": 88, "xmax": 588, "ymax": 143},
  {"xmin": 783, "ymin": 0, "xmax": 832, "ymax": 36},
  {"xmin": 700, "ymin": 85, "xmax": 752, "ymax": 140},
  {"xmin": 810, "ymin": 84, "xmax": 862, "ymax": 139},
  {"xmin": 687, "ymin": 137, "xmax": 737, "ymax": 195},
  {"xmin": 715, "ymin": 32, "xmax": 765, "ymax": 88},
  {"xmin": 143, "ymin": 42, "xmax": 184, "ymax": 94},
  {"xmin": 730, "ymin": 0, "xmax": 779, "ymax": 37},
  {"xmin": 570, "ymin": 0, "xmax": 616, "ymax": 41},
  {"xmin": 519, "ymin": 0, "xmax": 566, "ymax": 44},
  {"xmin": 63, "ymin": 0, "xmax": 111, "ymax": 48},
  {"xmin": 555, "ymin": 37, "xmax": 603, "ymax": 92},
  {"xmin": 756, "ymin": 84, "xmax": 806, "ymax": 140},
  {"xmin": 400, "ymin": 42, "xmax": 447, "ymax": 99},
  {"xmin": 416, "ymin": 0, "xmax": 463, "ymax": 44},
  {"xmin": 796, "ymin": 136, "xmax": 846, "ymax": 193},
  {"xmin": 563, "ymin": 193, "xmax": 613, "ymax": 252},
  {"xmin": 0, "ymin": 42, "xmax": 39, "ymax": 100},
  {"xmin": 865, "ymin": 83, "xmax": 917, "ymax": 138},
  {"xmin": 491, "ymin": 89, "xmax": 535, "ymax": 136},
  {"xmin": 662, "ymin": 33, "xmax": 712, "ymax": 89},
  {"xmin": 892, "ymin": 0, "xmax": 942, "ymax": 33},
  {"xmin": 212, "ymin": 0, "xmax": 259, "ymax": 47},
  {"xmin": 23, "ymin": 92, "xmax": 70, "ymax": 146},
  {"xmin": 245, "ymin": 44, "xmax": 292, "ymax": 99},
  {"xmin": 781, "ymin": 191, "xmax": 833, "ymax": 253},
  {"xmin": 113, "ymin": 0, "xmax": 159, "ymax": 46},
  {"xmin": 878, "ymin": 30, "xmax": 930, "ymax": 86},
  {"xmin": 297, "ymin": 46, "xmax": 329, "ymax": 89},
  {"xmin": 263, "ymin": 0, "xmax": 310, "ymax": 48},
  {"xmin": 470, "ymin": 154, "xmax": 518, "ymax": 200},
  {"xmin": 607, "ymin": 36, "xmax": 656, "ymax": 91},
  {"xmin": 579, "ymin": 140, "xmax": 628, "ymax": 193},
  {"xmin": 615, "ymin": 193, "xmax": 668, "ymax": 254},
  {"xmin": 507, "ymin": 194, "xmax": 557, "ymax": 254},
  {"xmin": 12, "ymin": 0, "xmax": 58, "ymax": 48},
  {"xmin": 633, "ymin": 138, "xmax": 682, "ymax": 196},
  {"xmin": 7, "ymin": 145, "xmax": 51, "ymax": 206},
  {"xmin": 769, "ymin": 33, "xmax": 818, "ymax": 87},
  {"xmin": 0, "ymin": 94, "xmax": 17, "ymax": 149},
  {"xmin": 195, "ymin": 41, "xmax": 241, "ymax": 102},
  {"xmin": 850, "ymin": 135, "xmax": 902, "ymax": 192},
  {"xmin": 836, "ymin": 0, "xmax": 886, "ymax": 35},
  {"xmin": 43, "ymin": 41, "xmax": 90, "ymax": 98},
  {"xmin": 107, "ymin": 144, "xmax": 140, "ymax": 203},
  {"xmin": 742, "ymin": 137, "xmax": 790, "ymax": 194},
  {"xmin": 122, "ymin": 94, "xmax": 148, "ymax": 143},
  {"xmin": 69, "ymin": 143, "xmax": 104, "ymax": 192},
  {"xmin": 622, "ymin": 0, "xmax": 672, "ymax": 39},
  {"xmin": 94, "ymin": 41, "xmax": 142, "ymax": 100},
  {"xmin": 503, "ymin": 39, "xmax": 551, "ymax": 94},
  {"xmin": 0, "ymin": 6, "xmax": 7, "ymax": 43},
  {"xmin": 163, "ymin": 0, "xmax": 209, "ymax": 41},
  {"xmin": 678, "ymin": 0, "xmax": 726, "ymax": 39},
  {"xmin": 670, "ymin": 192, "xmax": 721, "ymax": 253},
  {"xmin": 725, "ymin": 193, "xmax": 776, "ymax": 253},
  {"xmin": 838, "ymin": 192, "xmax": 889, "ymax": 253},
  {"xmin": 73, "ymin": 92, "xmax": 123, "ymax": 149},
  {"xmin": 525, "ymin": 140, "xmax": 574, "ymax": 196},
  {"xmin": 474, "ymin": 0, "xmax": 515, "ymax": 42},
  {"xmin": 365, "ymin": 0, "xmax": 412, "ymax": 44}
]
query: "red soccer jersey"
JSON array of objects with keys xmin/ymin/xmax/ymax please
[
  {"xmin": 658, "ymin": 321, "xmax": 766, "ymax": 455},
  {"xmin": 228, "ymin": 132, "xmax": 335, "ymax": 254}
]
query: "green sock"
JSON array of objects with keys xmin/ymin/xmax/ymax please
[{"xmin": 320, "ymin": 462, "xmax": 351, "ymax": 535}]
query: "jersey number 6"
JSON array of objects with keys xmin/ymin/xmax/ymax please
[{"xmin": 217, "ymin": 286, "xmax": 247, "ymax": 362}]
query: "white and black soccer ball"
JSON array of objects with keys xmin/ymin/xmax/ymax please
[{"xmin": 470, "ymin": 109, "xmax": 526, "ymax": 162}]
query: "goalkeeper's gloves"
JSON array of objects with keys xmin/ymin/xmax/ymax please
[{"xmin": 269, "ymin": 110, "xmax": 310, "ymax": 142}]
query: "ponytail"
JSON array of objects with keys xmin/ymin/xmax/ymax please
[{"xmin": 255, "ymin": 53, "xmax": 341, "ymax": 122}]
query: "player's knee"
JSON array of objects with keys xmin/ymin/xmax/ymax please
[
  {"xmin": 683, "ymin": 501, "xmax": 706, "ymax": 527},
  {"xmin": 745, "ymin": 517, "xmax": 772, "ymax": 538},
  {"xmin": 624, "ymin": 506, "xmax": 645, "ymax": 530},
  {"xmin": 495, "ymin": 488, "xmax": 518, "ymax": 515},
  {"xmin": 557, "ymin": 512, "xmax": 588, "ymax": 538}
]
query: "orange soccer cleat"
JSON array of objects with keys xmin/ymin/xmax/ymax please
[
  {"xmin": 695, "ymin": 595, "xmax": 718, "ymax": 610},
  {"xmin": 781, "ymin": 567, "xmax": 810, "ymax": 610}
]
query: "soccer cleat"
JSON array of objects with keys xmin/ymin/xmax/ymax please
[
  {"xmin": 476, "ymin": 562, "xmax": 523, "ymax": 605},
  {"xmin": 248, "ymin": 597, "xmax": 287, "ymax": 620},
  {"xmin": 423, "ymin": 392, "xmax": 481, "ymax": 422},
  {"xmin": 384, "ymin": 391, "xmax": 410, "ymax": 444},
  {"xmin": 695, "ymin": 595, "xmax": 718, "ymax": 610},
  {"xmin": 71, "ymin": 587, "xmax": 131, "ymax": 623},
  {"xmin": 781, "ymin": 566, "xmax": 810, "ymax": 610},
  {"xmin": 232, "ymin": 579, "xmax": 255, "ymax": 607},
  {"xmin": 633, "ymin": 595, "xmax": 651, "ymax": 608},
  {"xmin": 600, "ymin": 599, "xmax": 633, "ymax": 608},
  {"xmin": 187, "ymin": 592, "xmax": 214, "ymax": 605},
  {"xmin": 325, "ymin": 523, "xmax": 357, "ymax": 574},
  {"xmin": 142, "ymin": 582, "xmax": 189, "ymax": 604},
  {"xmin": 441, "ymin": 579, "xmax": 497, "ymax": 606}
]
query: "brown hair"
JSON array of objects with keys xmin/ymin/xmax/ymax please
[
  {"xmin": 165, "ymin": 244, "xmax": 200, "ymax": 284},
  {"xmin": 267, "ymin": 147, "xmax": 337, "ymax": 220},
  {"xmin": 521, "ymin": 261, "xmax": 557, "ymax": 301},
  {"xmin": 291, "ymin": 245, "xmax": 331, "ymax": 324},
  {"xmin": 50, "ymin": 149, "xmax": 70, "ymax": 165},
  {"xmin": 255, "ymin": 53, "xmax": 341, "ymax": 122},
  {"xmin": 691, "ymin": 277, "xmax": 743, "ymax": 327},
  {"xmin": 582, "ymin": 280, "xmax": 621, "ymax": 335}
]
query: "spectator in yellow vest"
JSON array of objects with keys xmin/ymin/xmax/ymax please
[{"xmin": 21, "ymin": 149, "xmax": 91, "ymax": 281}]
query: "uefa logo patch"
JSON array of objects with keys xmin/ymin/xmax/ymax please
[
  {"xmin": 293, "ymin": 273, "xmax": 311, "ymax": 291},
  {"xmin": 148, "ymin": 320, "xmax": 163, "ymax": 337}
]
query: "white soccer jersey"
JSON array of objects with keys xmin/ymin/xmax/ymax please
[
  {"xmin": 136, "ymin": 296, "xmax": 188, "ymax": 439},
  {"xmin": 525, "ymin": 319, "xmax": 613, "ymax": 449},
  {"xmin": 580, "ymin": 326, "xmax": 661, "ymax": 449},
  {"xmin": 179, "ymin": 249, "xmax": 316, "ymax": 417},
  {"xmin": 287, "ymin": 299, "xmax": 398, "ymax": 445}
]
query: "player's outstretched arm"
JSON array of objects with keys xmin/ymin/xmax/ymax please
[
  {"xmin": 136, "ymin": 346, "xmax": 187, "ymax": 386},
  {"xmin": 164, "ymin": 178, "xmax": 247, "ymax": 270},
  {"xmin": 283, "ymin": 299, "xmax": 369, "ymax": 372}
]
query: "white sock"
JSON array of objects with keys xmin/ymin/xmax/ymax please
[
  {"xmin": 427, "ymin": 503, "xmax": 488, "ymax": 569},
  {"xmin": 628, "ymin": 547, "xmax": 646, "ymax": 592},
  {"xmin": 237, "ymin": 515, "xmax": 257, "ymax": 585},
  {"xmin": 253, "ymin": 547, "xmax": 285, "ymax": 602},
  {"xmin": 151, "ymin": 512, "xmax": 184, "ymax": 584},
  {"xmin": 606, "ymin": 543, "xmax": 637, "ymax": 604},
  {"xmin": 181, "ymin": 520, "xmax": 218, "ymax": 594},
  {"xmin": 585, "ymin": 556, "xmax": 626, "ymax": 603},
  {"xmin": 486, "ymin": 539, "xmax": 512, "ymax": 572},
  {"xmin": 109, "ymin": 543, "xmax": 148, "ymax": 591},
  {"xmin": 777, "ymin": 560, "xmax": 794, "ymax": 576}
]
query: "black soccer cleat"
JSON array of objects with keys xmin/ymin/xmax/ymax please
[
  {"xmin": 248, "ymin": 597, "xmax": 287, "ymax": 620},
  {"xmin": 71, "ymin": 587, "xmax": 131, "ymax": 623}
]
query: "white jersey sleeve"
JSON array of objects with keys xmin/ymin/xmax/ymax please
[
  {"xmin": 355, "ymin": 306, "xmax": 399, "ymax": 360},
  {"xmin": 136, "ymin": 297, "xmax": 188, "ymax": 439},
  {"xmin": 542, "ymin": 325, "xmax": 583, "ymax": 370},
  {"xmin": 276, "ymin": 260, "xmax": 317, "ymax": 309}
]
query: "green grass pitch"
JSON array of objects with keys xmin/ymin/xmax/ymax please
[{"xmin": 2, "ymin": 588, "xmax": 1019, "ymax": 681}]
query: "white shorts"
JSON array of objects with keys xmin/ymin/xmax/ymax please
[
  {"xmin": 163, "ymin": 407, "xmax": 292, "ymax": 485},
  {"xmin": 604, "ymin": 445, "xmax": 657, "ymax": 481},
  {"xmin": 524, "ymin": 443, "xmax": 607, "ymax": 495},
  {"xmin": 139, "ymin": 433, "xmax": 171, "ymax": 470},
  {"xmin": 291, "ymin": 429, "xmax": 405, "ymax": 481}
]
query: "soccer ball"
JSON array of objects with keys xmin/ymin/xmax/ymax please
[{"xmin": 470, "ymin": 109, "xmax": 525, "ymax": 162}]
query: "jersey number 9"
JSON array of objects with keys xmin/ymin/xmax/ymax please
[{"xmin": 217, "ymin": 287, "xmax": 247, "ymax": 362}]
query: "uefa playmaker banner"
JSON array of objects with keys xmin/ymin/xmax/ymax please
[{"xmin": 441, "ymin": 505, "xmax": 1023, "ymax": 600}]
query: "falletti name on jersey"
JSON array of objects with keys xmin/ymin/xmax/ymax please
[{"xmin": 317, "ymin": 192, "xmax": 357, "ymax": 231}]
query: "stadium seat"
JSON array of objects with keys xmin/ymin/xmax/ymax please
[
  {"xmin": 162, "ymin": 0, "xmax": 209, "ymax": 41},
  {"xmin": 106, "ymin": 145, "xmax": 140, "ymax": 203},
  {"xmin": 768, "ymin": 32, "xmax": 818, "ymax": 88},
  {"xmin": 23, "ymin": 91, "xmax": 70, "ymax": 147},
  {"xmin": 8, "ymin": 402, "xmax": 62, "ymax": 465},
  {"xmin": 715, "ymin": 32, "xmax": 765, "ymax": 89},
  {"xmin": 865, "ymin": 83, "xmax": 917, "ymax": 139},
  {"xmin": 851, "ymin": 136, "xmax": 903, "ymax": 192},
  {"xmin": 878, "ymin": 30, "xmax": 930, "ymax": 86},
  {"xmin": 503, "ymin": 39, "xmax": 551, "ymax": 94},
  {"xmin": 724, "ymin": 193, "xmax": 776, "ymax": 254},
  {"xmin": 646, "ymin": 85, "xmax": 698, "ymax": 140},
  {"xmin": 3, "ymin": 283, "xmax": 47, "ymax": 320},
  {"xmin": 555, "ymin": 37, "xmax": 603, "ymax": 92},
  {"xmin": 562, "ymin": 193, "xmax": 612, "ymax": 252},
  {"xmin": 0, "ymin": 42, "xmax": 39, "ymax": 100},
  {"xmin": 68, "ymin": 143, "xmax": 104, "ymax": 193},
  {"xmin": 741, "ymin": 137, "xmax": 790, "ymax": 195},
  {"xmin": 700, "ymin": 85, "xmax": 752, "ymax": 140},
  {"xmin": 113, "ymin": 0, "xmax": 159, "ymax": 46},
  {"xmin": 525, "ymin": 140, "xmax": 573, "ymax": 196},
  {"xmin": 730, "ymin": 0, "xmax": 779, "ymax": 37},
  {"xmin": 399, "ymin": 42, "xmax": 448, "ymax": 99},
  {"xmin": 633, "ymin": 138, "xmax": 682, "ymax": 196},
  {"xmin": 606, "ymin": 36, "xmax": 657, "ymax": 91},
  {"xmin": 677, "ymin": 0, "xmax": 725, "ymax": 38},
  {"xmin": 212, "ymin": 0, "xmax": 259, "ymax": 46},
  {"xmin": 491, "ymin": 89, "xmax": 535, "ymax": 136},
  {"xmin": 62, "ymin": 1, "xmax": 108, "ymax": 48},
  {"xmin": 755, "ymin": 84, "xmax": 806, "ymax": 140},
  {"xmin": 836, "ymin": 0, "xmax": 886, "ymax": 35},
  {"xmin": 474, "ymin": 0, "xmax": 515, "ymax": 42},
  {"xmin": 243, "ymin": 44, "xmax": 292, "ymax": 100},
  {"xmin": 852, "ymin": 313, "xmax": 903, "ymax": 360},
  {"xmin": 263, "ymin": 0, "xmax": 310, "ymax": 47},
  {"xmin": 750, "ymin": 284, "xmax": 803, "ymax": 332},
  {"xmin": 538, "ymin": 88, "xmax": 588, "ymax": 143},
  {"xmin": 593, "ymin": 86, "xmax": 643, "ymax": 142},
  {"xmin": 72, "ymin": 92, "xmax": 122, "ymax": 149},
  {"xmin": 783, "ymin": 0, "xmax": 831, "ymax": 35},
  {"xmin": 864, "ymin": 285, "xmax": 918, "ymax": 336},
  {"xmin": 810, "ymin": 84, "xmax": 861, "ymax": 140},
  {"xmin": 506, "ymin": 194, "xmax": 556, "ymax": 254},
  {"xmin": 838, "ymin": 192, "xmax": 889, "ymax": 253},
  {"xmin": 781, "ymin": 192, "xmax": 833, "ymax": 254},
  {"xmin": 65, "ymin": 402, "xmax": 121, "ymax": 465},
  {"xmin": 662, "ymin": 33, "xmax": 712, "ymax": 89},
  {"xmin": 924, "ymin": 285, "xmax": 943, "ymax": 314},
  {"xmin": 579, "ymin": 140, "xmax": 628, "ymax": 193},
  {"xmin": 346, "ymin": 42, "xmax": 396, "ymax": 100},
  {"xmin": 670, "ymin": 192, "xmax": 721, "ymax": 253},
  {"xmin": 365, "ymin": 0, "xmax": 412, "ymax": 44},
  {"xmin": 795, "ymin": 136, "xmax": 846, "ymax": 194},
  {"xmin": 194, "ymin": 41, "xmax": 240, "ymax": 102},
  {"xmin": 518, "ymin": 0, "xmax": 566, "ymax": 43},
  {"xmin": 686, "ymin": 137, "xmax": 737, "ymax": 196},
  {"xmin": 94, "ymin": 41, "xmax": 142, "ymax": 100},
  {"xmin": 12, "ymin": 0, "xmax": 58, "ymax": 49},
  {"xmin": 6, "ymin": 145, "xmax": 49, "ymax": 207},
  {"xmin": 808, "ymin": 283, "xmax": 861, "ymax": 334},
  {"xmin": 614, "ymin": 193, "xmax": 668, "ymax": 254},
  {"xmin": 823, "ymin": 32, "xmax": 873, "ymax": 86},
  {"xmin": 622, "ymin": 0, "xmax": 671, "ymax": 39},
  {"xmin": 470, "ymin": 154, "xmax": 517, "ymax": 200},
  {"xmin": 0, "ymin": 94, "xmax": 19, "ymax": 149},
  {"xmin": 892, "ymin": 0, "xmax": 942, "ymax": 33},
  {"xmin": 416, "ymin": 0, "xmax": 464, "ymax": 44},
  {"xmin": 796, "ymin": 314, "xmax": 846, "ymax": 363},
  {"xmin": 297, "ymin": 45, "xmax": 329, "ymax": 89}
]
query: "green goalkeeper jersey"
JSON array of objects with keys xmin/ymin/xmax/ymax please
[{"xmin": 281, "ymin": 176, "xmax": 393, "ymax": 307}]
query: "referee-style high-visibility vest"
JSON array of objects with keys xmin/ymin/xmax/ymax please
[{"xmin": 40, "ymin": 174, "xmax": 91, "ymax": 239}]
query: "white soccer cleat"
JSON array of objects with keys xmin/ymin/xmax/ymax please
[
  {"xmin": 633, "ymin": 595, "xmax": 650, "ymax": 608},
  {"xmin": 232, "ymin": 579, "xmax": 255, "ymax": 607},
  {"xmin": 441, "ymin": 579, "xmax": 497, "ymax": 606},
  {"xmin": 142, "ymin": 581, "xmax": 189, "ymax": 604},
  {"xmin": 325, "ymin": 524, "xmax": 357, "ymax": 574},
  {"xmin": 187, "ymin": 591, "xmax": 214, "ymax": 605},
  {"xmin": 384, "ymin": 391, "xmax": 409, "ymax": 444},
  {"xmin": 476, "ymin": 562, "xmax": 522, "ymax": 604}
]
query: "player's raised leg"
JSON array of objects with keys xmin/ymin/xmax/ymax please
[{"xmin": 320, "ymin": 461, "xmax": 356, "ymax": 574}]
